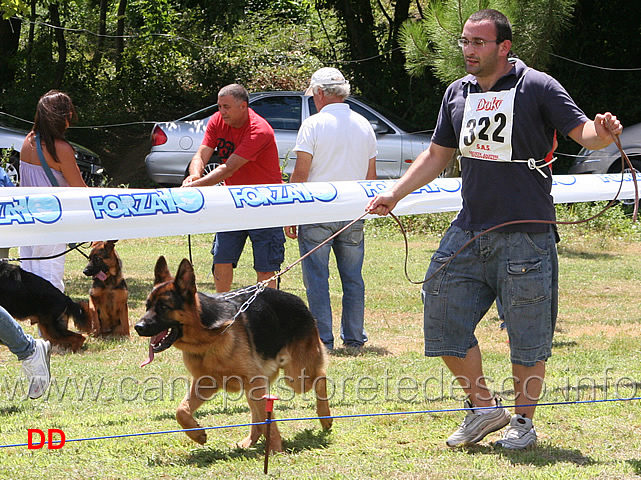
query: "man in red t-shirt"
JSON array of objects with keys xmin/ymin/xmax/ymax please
[{"xmin": 182, "ymin": 83, "xmax": 285, "ymax": 292}]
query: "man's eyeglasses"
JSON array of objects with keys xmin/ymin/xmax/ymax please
[{"xmin": 457, "ymin": 38, "xmax": 500, "ymax": 48}]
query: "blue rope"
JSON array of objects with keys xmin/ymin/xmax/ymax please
[{"xmin": 2, "ymin": 396, "xmax": 639, "ymax": 449}]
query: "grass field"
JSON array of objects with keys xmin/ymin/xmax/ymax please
[{"xmin": 0, "ymin": 212, "xmax": 640, "ymax": 479}]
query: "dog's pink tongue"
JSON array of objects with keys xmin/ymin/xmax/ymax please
[
  {"xmin": 95, "ymin": 271, "xmax": 108, "ymax": 281},
  {"xmin": 140, "ymin": 341, "xmax": 155, "ymax": 367},
  {"xmin": 140, "ymin": 330, "xmax": 168, "ymax": 367}
]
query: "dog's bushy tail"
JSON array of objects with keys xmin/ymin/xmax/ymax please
[{"xmin": 67, "ymin": 297, "xmax": 89, "ymax": 330}]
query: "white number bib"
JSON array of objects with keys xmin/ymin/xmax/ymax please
[{"xmin": 459, "ymin": 69, "xmax": 529, "ymax": 163}]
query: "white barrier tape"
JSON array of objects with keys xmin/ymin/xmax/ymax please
[{"xmin": 0, "ymin": 173, "xmax": 637, "ymax": 248}]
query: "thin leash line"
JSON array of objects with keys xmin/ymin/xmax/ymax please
[
  {"xmin": 213, "ymin": 211, "xmax": 371, "ymax": 331},
  {"xmin": 611, "ymin": 131, "xmax": 639, "ymax": 220},
  {"xmin": 270, "ymin": 210, "xmax": 371, "ymax": 283},
  {"xmin": 1, "ymin": 242, "xmax": 90, "ymax": 262},
  {"xmin": 1, "ymin": 395, "xmax": 638, "ymax": 449}
]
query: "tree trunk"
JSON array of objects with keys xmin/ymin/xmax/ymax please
[
  {"xmin": 0, "ymin": 17, "xmax": 22, "ymax": 92},
  {"xmin": 92, "ymin": 0, "xmax": 109, "ymax": 67},
  {"xmin": 26, "ymin": 0, "xmax": 37, "ymax": 86},
  {"xmin": 327, "ymin": 0, "xmax": 384, "ymax": 101},
  {"xmin": 323, "ymin": 0, "xmax": 417, "ymax": 110},
  {"xmin": 115, "ymin": 0, "xmax": 128, "ymax": 73},
  {"xmin": 49, "ymin": 3, "xmax": 67, "ymax": 89},
  {"xmin": 390, "ymin": 0, "xmax": 410, "ymax": 65}
]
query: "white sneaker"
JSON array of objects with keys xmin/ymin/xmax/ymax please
[
  {"xmin": 22, "ymin": 339, "xmax": 51, "ymax": 399},
  {"xmin": 494, "ymin": 414, "xmax": 537, "ymax": 450},
  {"xmin": 446, "ymin": 397, "xmax": 511, "ymax": 447}
]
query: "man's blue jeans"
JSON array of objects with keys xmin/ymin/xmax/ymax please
[
  {"xmin": 0, "ymin": 305, "xmax": 35, "ymax": 361},
  {"xmin": 298, "ymin": 220, "xmax": 367, "ymax": 349}
]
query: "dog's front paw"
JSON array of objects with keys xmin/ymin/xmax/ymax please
[
  {"xmin": 185, "ymin": 428, "xmax": 207, "ymax": 445},
  {"xmin": 320, "ymin": 417, "xmax": 333, "ymax": 430}
]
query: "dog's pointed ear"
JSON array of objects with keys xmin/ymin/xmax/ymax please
[
  {"xmin": 174, "ymin": 258, "xmax": 197, "ymax": 300},
  {"xmin": 105, "ymin": 240, "xmax": 118, "ymax": 251},
  {"xmin": 154, "ymin": 256, "xmax": 172, "ymax": 285}
]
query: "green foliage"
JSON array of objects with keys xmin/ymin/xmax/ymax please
[
  {"xmin": 401, "ymin": 0, "xmax": 577, "ymax": 84},
  {"xmin": 189, "ymin": 11, "xmax": 325, "ymax": 95},
  {"xmin": 368, "ymin": 212, "xmax": 457, "ymax": 238},
  {"xmin": 508, "ymin": 0, "xmax": 576, "ymax": 68},
  {"xmin": 0, "ymin": 0, "xmax": 28, "ymax": 18},
  {"xmin": 399, "ymin": 18, "xmax": 435, "ymax": 79},
  {"xmin": 0, "ymin": 148, "xmax": 11, "ymax": 172},
  {"xmin": 547, "ymin": 0, "xmax": 641, "ymax": 131},
  {"xmin": 368, "ymin": 202, "xmax": 641, "ymax": 244},
  {"xmin": 182, "ymin": 0, "xmax": 312, "ymax": 30},
  {"xmin": 556, "ymin": 201, "xmax": 641, "ymax": 241},
  {"xmin": 401, "ymin": 0, "xmax": 486, "ymax": 82},
  {"xmin": 1, "ymin": 0, "xmax": 325, "ymax": 119},
  {"xmin": 0, "ymin": 0, "xmax": 332, "ymax": 184}
]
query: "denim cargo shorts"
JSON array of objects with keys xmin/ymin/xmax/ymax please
[
  {"xmin": 421, "ymin": 224, "xmax": 558, "ymax": 367},
  {"xmin": 212, "ymin": 227, "xmax": 285, "ymax": 272}
]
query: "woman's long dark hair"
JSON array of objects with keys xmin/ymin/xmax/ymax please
[{"xmin": 33, "ymin": 90, "xmax": 77, "ymax": 163}]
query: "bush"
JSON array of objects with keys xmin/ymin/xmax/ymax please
[
  {"xmin": 368, "ymin": 212, "xmax": 456, "ymax": 238},
  {"xmin": 368, "ymin": 202, "xmax": 641, "ymax": 243},
  {"xmin": 556, "ymin": 201, "xmax": 641, "ymax": 242}
]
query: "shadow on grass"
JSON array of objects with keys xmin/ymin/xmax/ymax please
[
  {"xmin": 498, "ymin": 443, "xmax": 596, "ymax": 466},
  {"xmin": 551, "ymin": 340, "xmax": 578, "ymax": 348},
  {"xmin": 186, "ymin": 445, "xmax": 262, "ymax": 467},
  {"xmin": 123, "ymin": 279, "xmax": 155, "ymax": 309},
  {"xmin": 466, "ymin": 443, "xmax": 595, "ymax": 466},
  {"xmin": 152, "ymin": 403, "xmax": 251, "ymax": 422},
  {"xmin": 628, "ymin": 459, "xmax": 641, "ymax": 474},
  {"xmin": 557, "ymin": 246, "xmax": 617, "ymax": 260},
  {"xmin": 183, "ymin": 428, "xmax": 331, "ymax": 467},
  {"xmin": 284, "ymin": 427, "xmax": 332, "ymax": 453},
  {"xmin": 330, "ymin": 345, "xmax": 392, "ymax": 357},
  {"xmin": 0, "ymin": 405, "xmax": 23, "ymax": 416},
  {"xmin": 80, "ymin": 335, "xmax": 133, "ymax": 354}
]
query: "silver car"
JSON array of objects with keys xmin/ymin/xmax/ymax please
[
  {"xmin": 144, "ymin": 91, "xmax": 433, "ymax": 186},
  {"xmin": 0, "ymin": 122, "xmax": 105, "ymax": 186},
  {"xmin": 568, "ymin": 122, "xmax": 641, "ymax": 174}
]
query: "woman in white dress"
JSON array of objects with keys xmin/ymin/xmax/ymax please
[{"xmin": 18, "ymin": 90, "xmax": 87, "ymax": 292}]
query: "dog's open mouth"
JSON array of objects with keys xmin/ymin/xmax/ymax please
[
  {"xmin": 93, "ymin": 271, "xmax": 108, "ymax": 281},
  {"xmin": 140, "ymin": 326, "xmax": 182, "ymax": 367}
]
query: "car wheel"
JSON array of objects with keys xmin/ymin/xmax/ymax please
[
  {"xmin": 203, "ymin": 162, "xmax": 220, "ymax": 176},
  {"xmin": 184, "ymin": 157, "xmax": 221, "ymax": 184},
  {"xmin": 607, "ymin": 155, "xmax": 641, "ymax": 174},
  {"xmin": 84, "ymin": 172, "xmax": 105, "ymax": 187}
]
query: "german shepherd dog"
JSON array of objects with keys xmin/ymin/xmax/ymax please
[
  {"xmin": 135, "ymin": 256, "xmax": 332, "ymax": 452},
  {"xmin": 0, "ymin": 261, "xmax": 89, "ymax": 351},
  {"xmin": 83, "ymin": 240, "xmax": 129, "ymax": 336}
]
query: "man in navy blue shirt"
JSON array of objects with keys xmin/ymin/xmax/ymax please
[{"xmin": 367, "ymin": 9, "xmax": 622, "ymax": 450}]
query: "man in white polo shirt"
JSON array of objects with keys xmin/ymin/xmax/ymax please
[{"xmin": 285, "ymin": 67, "xmax": 377, "ymax": 352}]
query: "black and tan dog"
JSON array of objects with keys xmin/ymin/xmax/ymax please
[
  {"xmin": 83, "ymin": 240, "xmax": 129, "ymax": 336},
  {"xmin": 0, "ymin": 261, "xmax": 89, "ymax": 351},
  {"xmin": 135, "ymin": 256, "xmax": 332, "ymax": 452}
]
